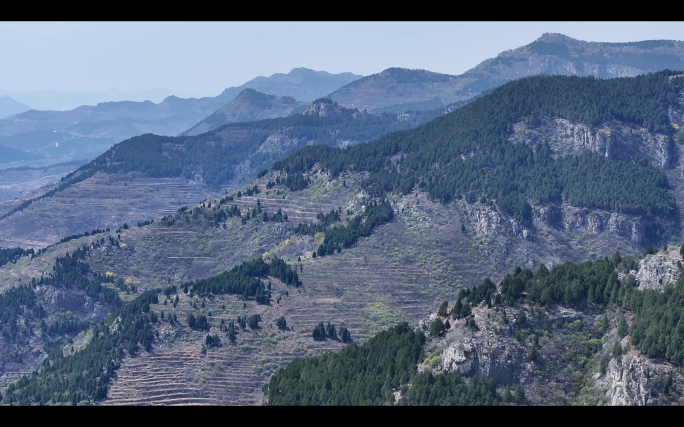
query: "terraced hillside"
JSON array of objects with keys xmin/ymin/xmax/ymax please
[{"xmin": 0, "ymin": 172, "xmax": 230, "ymax": 249}]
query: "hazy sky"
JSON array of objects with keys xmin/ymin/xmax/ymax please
[{"xmin": 2, "ymin": 22, "xmax": 684, "ymax": 99}]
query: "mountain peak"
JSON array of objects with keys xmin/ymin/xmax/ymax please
[{"xmin": 534, "ymin": 32, "xmax": 578, "ymax": 44}]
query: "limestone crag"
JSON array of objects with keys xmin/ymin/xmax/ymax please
[
  {"xmin": 421, "ymin": 306, "xmax": 533, "ymax": 386},
  {"xmin": 464, "ymin": 203, "xmax": 529, "ymax": 240},
  {"xmin": 634, "ymin": 248, "xmax": 682, "ymax": 291},
  {"xmin": 303, "ymin": 101, "xmax": 346, "ymax": 117},
  {"xmin": 509, "ymin": 117, "xmax": 675, "ymax": 169},
  {"xmin": 37, "ymin": 286, "xmax": 110, "ymax": 321},
  {"xmin": 560, "ymin": 204, "xmax": 644, "ymax": 244},
  {"xmin": 256, "ymin": 132, "xmax": 302, "ymax": 155},
  {"xmin": 595, "ymin": 322, "xmax": 684, "ymax": 406}
]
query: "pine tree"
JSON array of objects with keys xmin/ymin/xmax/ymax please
[
  {"xmin": 516, "ymin": 308, "xmax": 527, "ymax": 326},
  {"xmin": 437, "ymin": 301, "xmax": 448, "ymax": 317},
  {"xmin": 276, "ymin": 316, "xmax": 287, "ymax": 329},
  {"xmin": 503, "ymin": 386, "xmax": 512, "ymax": 403},
  {"xmin": 514, "ymin": 385, "xmax": 525, "ymax": 405},
  {"xmin": 617, "ymin": 314, "xmax": 628, "ymax": 338}
]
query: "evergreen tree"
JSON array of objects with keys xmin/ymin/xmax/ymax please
[
  {"xmin": 437, "ymin": 300, "xmax": 449, "ymax": 317},
  {"xmin": 617, "ymin": 314, "xmax": 628, "ymax": 338},
  {"xmin": 516, "ymin": 308, "xmax": 527, "ymax": 327},
  {"xmin": 430, "ymin": 318, "xmax": 445, "ymax": 337},
  {"xmin": 313, "ymin": 322, "xmax": 326, "ymax": 340},
  {"xmin": 514, "ymin": 385, "xmax": 526, "ymax": 405}
]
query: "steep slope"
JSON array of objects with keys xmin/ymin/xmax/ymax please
[
  {"xmin": 5, "ymin": 73, "xmax": 684, "ymax": 406},
  {"xmin": 0, "ymin": 99, "xmax": 441, "ymax": 248},
  {"xmin": 265, "ymin": 249, "xmax": 684, "ymax": 406},
  {"xmin": 0, "ymin": 161, "xmax": 88, "ymax": 203},
  {"xmin": 181, "ymin": 89, "xmax": 307, "ymax": 136},
  {"xmin": 278, "ymin": 71, "xmax": 684, "ymax": 244},
  {"xmin": 3, "ymin": 169, "xmax": 684, "ymax": 405},
  {"xmin": 327, "ymin": 33, "xmax": 684, "ymax": 112},
  {"xmin": 0, "ymin": 96, "xmax": 31, "ymax": 120}
]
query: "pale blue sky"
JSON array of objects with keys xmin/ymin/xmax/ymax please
[{"xmin": 1, "ymin": 22, "xmax": 683, "ymax": 101}]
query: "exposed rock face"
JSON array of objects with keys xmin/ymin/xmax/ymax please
[
  {"xmin": 595, "ymin": 322, "xmax": 684, "ymax": 406},
  {"xmin": 256, "ymin": 132, "xmax": 303, "ymax": 155},
  {"xmin": 35, "ymin": 286, "xmax": 110, "ymax": 320},
  {"xmin": 509, "ymin": 118, "xmax": 675, "ymax": 169},
  {"xmin": 303, "ymin": 100, "xmax": 346, "ymax": 117},
  {"xmin": 41, "ymin": 287, "xmax": 86, "ymax": 311},
  {"xmin": 420, "ymin": 302, "xmax": 684, "ymax": 405},
  {"xmin": 559, "ymin": 204, "xmax": 644, "ymax": 244},
  {"xmin": 634, "ymin": 248, "xmax": 682, "ymax": 291},
  {"xmin": 465, "ymin": 203, "xmax": 529, "ymax": 240},
  {"xmin": 421, "ymin": 306, "xmax": 534, "ymax": 386}
]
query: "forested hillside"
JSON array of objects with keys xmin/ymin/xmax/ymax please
[
  {"xmin": 275, "ymin": 71, "xmax": 684, "ymax": 227},
  {"xmin": 265, "ymin": 249, "xmax": 684, "ymax": 405},
  {"xmin": 0, "ymin": 102, "xmax": 439, "ymax": 223}
]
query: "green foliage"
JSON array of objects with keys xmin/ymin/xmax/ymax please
[
  {"xmin": 437, "ymin": 301, "xmax": 449, "ymax": 317},
  {"xmin": 339, "ymin": 326, "xmax": 352, "ymax": 343},
  {"xmin": 514, "ymin": 385, "xmax": 526, "ymax": 405},
  {"xmin": 312, "ymin": 322, "xmax": 326, "ymax": 341},
  {"xmin": 617, "ymin": 314, "xmax": 628, "ymax": 338},
  {"xmin": 0, "ymin": 284, "xmax": 38, "ymax": 346},
  {"xmin": 274, "ymin": 72, "xmax": 682, "ymax": 225},
  {"xmin": 187, "ymin": 256, "xmax": 300, "ymax": 302},
  {"xmin": 265, "ymin": 323, "xmax": 425, "ymax": 405},
  {"xmin": 430, "ymin": 318, "xmax": 445, "ymax": 337},
  {"xmin": 248, "ymin": 314, "xmax": 261, "ymax": 330},
  {"xmin": 312, "ymin": 200, "xmax": 394, "ymax": 257},
  {"xmin": 517, "ymin": 308, "xmax": 527, "ymax": 327},
  {"xmin": 294, "ymin": 208, "xmax": 342, "ymax": 236},
  {"xmin": 398, "ymin": 372, "xmax": 498, "ymax": 406},
  {"xmin": 37, "ymin": 243, "xmax": 123, "ymax": 308},
  {"xmin": 3, "ymin": 289, "xmax": 163, "ymax": 405},
  {"xmin": 0, "ymin": 247, "xmax": 35, "ymax": 267},
  {"xmin": 205, "ymin": 334, "xmax": 221, "ymax": 348},
  {"xmin": 276, "ymin": 316, "xmax": 286, "ymax": 329}
]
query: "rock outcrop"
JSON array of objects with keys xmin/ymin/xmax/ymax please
[
  {"xmin": 634, "ymin": 248, "xmax": 682, "ymax": 291},
  {"xmin": 509, "ymin": 117, "xmax": 675, "ymax": 169}
]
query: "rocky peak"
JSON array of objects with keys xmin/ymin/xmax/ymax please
[{"xmin": 303, "ymin": 98, "xmax": 344, "ymax": 116}]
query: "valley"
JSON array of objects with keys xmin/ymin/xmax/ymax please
[{"xmin": 2, "ymin": 33, "xmax": 684, "ymax": 406}]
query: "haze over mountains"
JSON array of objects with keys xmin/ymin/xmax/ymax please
[
  {"xmin": 4, "ymin": 32, "xmax": 684, "ymax": 406},
  {"xmin": 327, "ymin": 33, "xmax": 684, "ymax": 112},
  {"xmin": 0, "ymin": 96, "xmax": 31, "ymax": 120}
]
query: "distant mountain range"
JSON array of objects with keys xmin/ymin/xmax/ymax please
[
  {"xmin": 220, "ymin": 68, "xmax": 362, "ymax": 102},
  {"xmin": 181, "ymin": 89, "xmax": 307, "ymax": 136},
  {"xmin": 0, "ymin": 96, "xmax": 31, "ymax": 120},
  {"xmin": 0, "ymin": 143, "xmax": 39, "ymax": 162},
  {"xmin": 327, "ymin": 33, "xmax": 684, "ymax": 112},
  {"xmin": 0, "ymin": 69, "xmax": 362, "ymax": 164},
  {"xmin": 4, "ymin": 33, "xmax": 684, "ymax": 166}
]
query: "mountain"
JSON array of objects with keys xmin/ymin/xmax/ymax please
[
  {"xmin": 0, "ymin": 96, "xmax": 31, "ymax": 120},
  {"xmin": 265, "ymin": 250, "xmax": 684, "ymax": 406},
  {"xmin": 4, "ymin": 72, "xmax": 684, "ymax": 406},
  {"xmin": 327, "ymin": 33, "xmax": 684, "ymax": 112},
  {"xmin": 0, "ymin": 69, "xmax": 362, "ymax": 164},
  {"xmin": 0, "ymin": 88, "xmax": 176, "ymax": 112},
  {"xmin": 0, "ymin": 143, "xmax": 39, "ymax": 162},
  {"xmin": 222, "ymin": 68, "xmax": 363, "ymax": 102},
  {"xmin": 181, "ymin": 89, "xmax": 307, "ymax": 136},
  {"xmin": 0, "ymin": 98, "xmax": 444, "ymax": 248}
]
